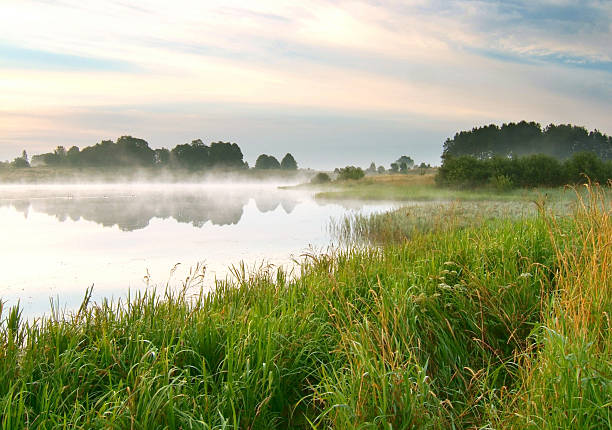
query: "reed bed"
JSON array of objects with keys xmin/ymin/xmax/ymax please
[{"xmin": 1, "ymin": 185, "xmax": 609, "ymax": 429}]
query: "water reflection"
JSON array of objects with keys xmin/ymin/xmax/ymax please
[
  {"xmin": 0, "ymin": 187, "xmax": 301, "ymax": 231},
  {"xmin": 0, "ymin": 184, "xmax": 398, "ymax": 318}
]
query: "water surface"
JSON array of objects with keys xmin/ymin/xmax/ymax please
[{"xmin": 0, "ymin": 183, "xmax": 395, "ymax": 316}]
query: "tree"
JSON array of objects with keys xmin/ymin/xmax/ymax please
[
  {"xmin": 280, "ymin": 153, "xmax": 298, "ymax": 170},
  {"xmin": 154, "ymin": 148, "xmax": 170, "ymax": 165},
  {"xmin": 377, "ymin": 165, "xmax": 385, "ymax": 174},
  {"xmin": 310, "ymin": 172, "xmax": 331, "ymax": 184},
  {"xmin": 171, "ymin": 139, "xmax": 210, "ymax": 169},
  {"xmin": 337, "ymin": 166, "xmax": 365, "ymax": 180},
  {"xmin": 390, "ymin": 163, "xmax": 399, "ymax": 173},
  {"xmin": 11, "ymin": 150, "xmax": 30, "ymax": 168},
  {"xmin": 255, "ymin": 154, "xmax": 281, "ymax": 169},
  {"xmin": 396, "ymin": 156, "xmax": 414, "ymax": 169},
  {"xmin": 209, "ymin": 142, "xmax": 246, "ymax": 168},
  {"xmin": 67, "ymin": 146, "xmax": 80, "ymax": 166},
  {"xmin": 441, "ymin": 121, "xmax": 612, "ymax": 161},
  {"xmin": 366, "ymin": 162, "xmax": 376, "ymax": 174}
]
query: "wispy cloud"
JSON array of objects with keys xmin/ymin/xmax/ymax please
[{"xmin": 0, "ymin": 43, "xmax": 139, "ymax": 72}]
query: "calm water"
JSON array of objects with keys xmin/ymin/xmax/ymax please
[{"xmin": 0, "ymin": 183, "xmax": 395, "ymax": 316}]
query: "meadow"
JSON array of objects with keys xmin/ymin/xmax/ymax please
[
  {"xmin": 0, "ymin": 179, "xmax": 610, "ymax": 429},
  {"xmin": 311, "ymin": 172, "xmax": 577, "ymax": 203}
]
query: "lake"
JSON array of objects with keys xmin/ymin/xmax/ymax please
[{"xmin": 0, "ymin": 183, "xmax": 396, "ymax": 317}]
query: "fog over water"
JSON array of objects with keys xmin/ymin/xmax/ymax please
[{"xmin": 0, "ymin": 183, "xmax": 396, "ymax": 317}]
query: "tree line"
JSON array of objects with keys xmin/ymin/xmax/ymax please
[
  {"xmin": 2, "ymin": 136, "xmax": 298, "ymax": 171},
  {"xmin": 439, "ymin": 121, "xmax": 612, "ymax": 188},
  {"xmin": 442, "ymin": 121, "xmax": 612, "ymax": 160}
]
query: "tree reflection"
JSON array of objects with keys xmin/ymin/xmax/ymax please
[{"xmin": 1, "ymin": 188, "xmax": 301, "ymax": 231}]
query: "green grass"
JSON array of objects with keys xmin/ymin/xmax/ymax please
[
  {"xmin": 1, "ymin": 185, "xmax": 610, "ymax": 428},
  {"xmin": 304, "ymin": 173, "xmax": 575, "ymax": 203}
]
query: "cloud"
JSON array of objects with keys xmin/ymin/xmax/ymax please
[
  {"xmin": 0, "ymin": 43, "xmax": 139, "ymax": 72},
  {"xmin": 0, "ymin": 0, "xmax": 610, "ymax": 166}
]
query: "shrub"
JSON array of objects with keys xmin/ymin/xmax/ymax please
[
  {"xmin": 311, "ymin": 172, "xmax": 331, "ymax": 184},
  {"xmin": 336, "ymin": 166, "xmax": 365, "ymax": 180}
]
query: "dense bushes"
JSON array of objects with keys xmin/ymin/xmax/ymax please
[
  {"xmin": 310, "ymin": 172, "xmax": 331, "ymax": 184},
  {"xmin": 437, "ymin": 152, "xmax": 612, "ymax": 188},
  {"xmin": 336, "ymin": 165, "xmax": 365, "ymax": 180}
]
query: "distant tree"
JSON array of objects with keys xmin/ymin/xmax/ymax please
[
  {"xmin": 337, "ymin": 166, "xmax": 365, "ymax": 180},
  {"xmin": 441, "ymin": 121, "xmax": 612, "ymax": 161},
  {"xmin": 78, "ymin": 136, "xmax": 155, "ymax": 167},
  {"xmin": 209, "ymin": 141, "xmax": 246, "ymax": 168},
  {"xmin": 54, "ymin": 146, "xmax": 66, "ymax": 158},
  {"xmin": 396, "ymin": 156, "xmax": 414, "ymax": 169},
  {"xmin": 310, "ymin": 172, "xmax": 331, "ymax": 184},
  {"xmin": 154, "ymin": 148, "xmax": 170, "ymax": 165},
  {"xmin": 417, "ymin": 162, "xmax": 430, "ymax": 175},
  {"xmin": 11, "ymin": 150, "xmax": 30, "ymax": 168},
  {"xmin": 67, "ymin": 146, "xmax": 80, "ymax": 166},
  {"xmin": 377, "ymin": 165, "xmax": 385, "ymax": 174},
  {"xmin": 390, "ymin": 162, "xmax": 399, "ymax": 173},
  {"xmin": 399, "ymin": 162, "xmax": 408, "ymax": 173},
  {"xmin": 366, "ymin": 162, "xmax": 376, "ymax": 174},
  {"xmin": 171, "ymin": 139, "xmax": 210, "ymax": 169},
  {"xmin": 280, "ymin": 153, "xmax": 298, "ymax": 170},
  {"xmin": 255, "ymin": 154, "xmax": 281, "ymax": 169}
]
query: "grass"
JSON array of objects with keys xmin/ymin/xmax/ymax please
[
  {"xmin": 0, "ymin": 184, "xmax": 610, "ymax": 428},
  {"xmin": 308, "ymin": 173, "xmax": 575, "ymax": 202}
]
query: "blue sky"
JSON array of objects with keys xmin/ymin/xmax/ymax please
[{"xmin": 1, "ymin": 0, "xmax": 610, "ymax": 168}]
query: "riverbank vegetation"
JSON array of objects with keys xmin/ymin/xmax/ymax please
[
  {"xmin": 1, "ymin": 183, "xmax": 609, "ymax": 428},
  {"xmin": 438, "ymin": 151, "xmax": 612, "ymax": 189},
  {"xmin": 311, "ymin": 172, "xmax": 578, "ymax": 202}
]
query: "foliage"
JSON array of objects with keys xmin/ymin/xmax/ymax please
[
  {"xmin": 280, "ymin": 153, "xmax": 298, "ymax": 170},
  {"xmin": 396, "ymin": 155, "xmax": 414, "ymax": 169},
  {"xmin": 30, "ymin": 138, "xmax": 246, "ymax": 171},
  {"xmin": 255, "ymin": 154, "xmax": 281, "ymax": 169},
  {"xmin": 442, "ymin": 121, "xmax": 612, "ymax": 160},
  {"xmin": 437, "ymin": 152, "xmax": 612, "ymax": 188},
  {"xmin": 336, "ymin": 165, "xmax": 365, "ymax": 180},
  {"xmin": 209, "ymin": 142, "xmax": 246, "ymax": 168},
  {"xmin": 10, "ymin": 150, "xmax": 30, "ymax": 168},
  {"xmin": 310, "ymin": 172, "xmax": 331, "ymax": 184}
]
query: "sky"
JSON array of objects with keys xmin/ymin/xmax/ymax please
[{"xmin": 1, "ymin": 0, "xmax": 611, "ymax": 168}]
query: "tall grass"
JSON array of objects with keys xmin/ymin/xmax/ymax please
[
  {"xmin": 495, "ymin": 184, "xmax": 612, "ymax": 428},
  {"xmin": 1, "ymin": 185, "xmax": 609, "ymax": 428}
]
